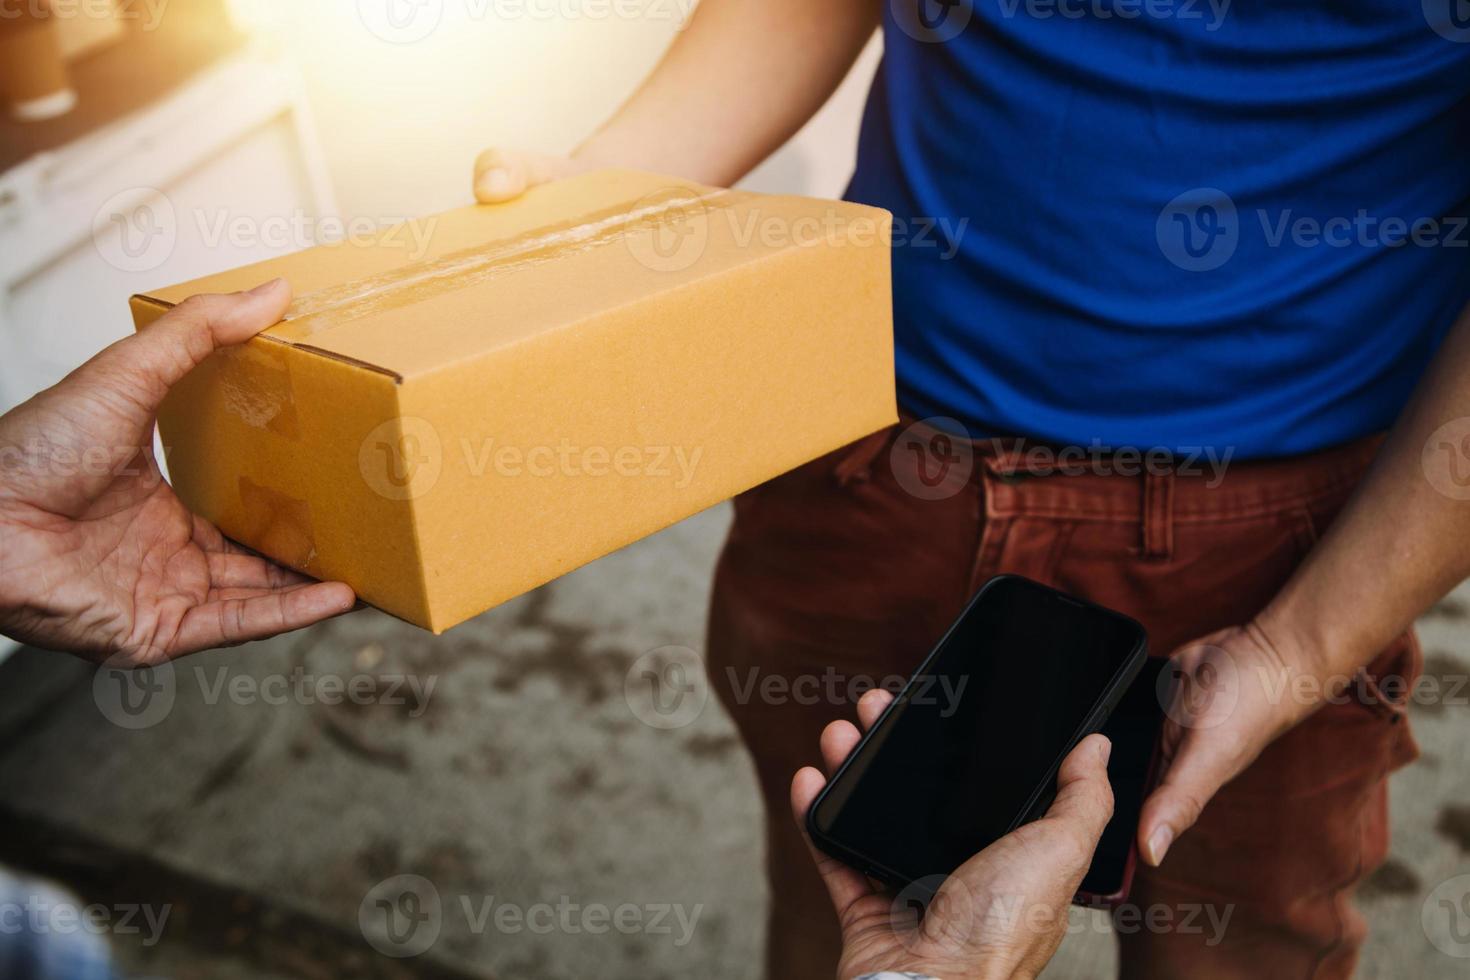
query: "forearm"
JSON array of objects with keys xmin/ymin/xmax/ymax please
[
  {"xmin": 573, "ymin": 0, "xmax": 878, "ymax": 186},
  {"xmin": 1257, "ymin": 300, "xmax": 1470, "ymax": 683}
]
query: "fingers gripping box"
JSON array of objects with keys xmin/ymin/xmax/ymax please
[{"xmin": 131, "ymin": 170, "xmax": 896, "ymax": 632}]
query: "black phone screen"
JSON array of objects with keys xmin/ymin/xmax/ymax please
[
  {"xmin": 809, "ymin": 576, "xmax": 1146, "ymax": 886},
  {"xmin": 1079, "ymin": 657, "xmax": 1168, "ymax": 898}
]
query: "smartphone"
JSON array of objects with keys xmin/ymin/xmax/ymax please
[
  {"xmin": 1075, "ymin": 656, "xmax": 1169, "ymax": 906},
  {"xmin": 806, "ymin": 574, "xmax": 1148, "ymax": 897}
]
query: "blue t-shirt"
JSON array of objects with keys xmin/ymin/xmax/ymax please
[{"xmin": 847, "ymin": 0, "xmax": 1470, "ymax": 457}]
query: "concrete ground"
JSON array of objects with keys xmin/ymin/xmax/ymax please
[{"xmin": 0, "ymin": 503, "xmax": 1467, "ymax": 979}]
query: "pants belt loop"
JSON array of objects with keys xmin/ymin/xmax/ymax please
[{"xmin": 1142, "ymin": 466, "xmax": 1176, "ymax": 560}]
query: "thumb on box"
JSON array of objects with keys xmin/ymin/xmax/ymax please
[
  {"xmin": 84, "ymin": 279, "xmax": 292, "ymax": 416},
  {"xmin": 473, "ymin": 147, "xmax": 585, "ymax": 204}
]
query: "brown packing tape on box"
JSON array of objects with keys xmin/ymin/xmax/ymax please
[
  {"xmin": 133, "ymin": 170, "xmax": 897, "ymax": 633},
  {"xmin": 277, "ymin": 187, "xmax": 745, "ymax": 336}
]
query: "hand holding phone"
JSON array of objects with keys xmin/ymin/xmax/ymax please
[
  {"xmin": 792, "ymin": 693, "xmax": 1115, "ymax": 980},
  {"xmin": 806, "ymin": 576, "xmax": 1148, "ymax": 896}
]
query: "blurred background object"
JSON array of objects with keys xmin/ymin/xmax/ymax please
[
  {"xmin": 52, "ymin": 0, "xmax": 128, "ymax": 62},
  {"xmin": 0, "ymin": 0, "xmax": 331, "ymax": 424},
  {"xmin": 0, "ymin": 0, "xmax": 77, "ymax": 122}
]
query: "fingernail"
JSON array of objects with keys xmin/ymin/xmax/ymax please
[
  {"xmin": 1097, "ymin": 737, "xmax": 1112, "ymax": 765},
  {"xmin": 1147, "ymin": 825, "xmax": 1174, "ymax": 865},
  {"xmin": 247, "ymin": 277, "xmax": 285, "ymax": 296},
  {"xmin": 481, "ymin": 169, "xmax": 513, "ymax": 196}
]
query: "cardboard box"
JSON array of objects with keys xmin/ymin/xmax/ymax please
[{"xmin": 132, "ymin": 170, "xmax": 895, "ymax": 633}]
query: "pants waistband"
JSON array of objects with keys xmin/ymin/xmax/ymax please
[{"xmin": 852, "ymin": 418, "xmax": 1383, "ymax": 528}]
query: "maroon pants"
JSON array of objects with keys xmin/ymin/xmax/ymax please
[{"xmin": 706, "ymin": 422, "xmax": 1420, "ymax": 980}]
